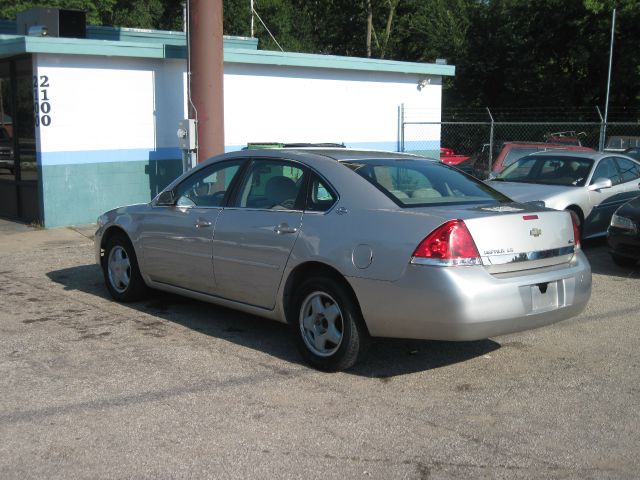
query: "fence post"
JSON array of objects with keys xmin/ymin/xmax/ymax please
[
  {"xmin": 486, "ymin": 107, "xmax": 495, "ymax": 178},
  {"xmin": 400, "ymin": 103, "xmax": 405, "ymax": 152},
  {"xmin": 596, "ymin": 106, "xmax": 605, "ymax": 151}
]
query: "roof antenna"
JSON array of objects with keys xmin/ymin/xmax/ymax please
[
  {"xmin": 250, "ymin": 0, "xmax": 254, "ymax": 37},
  {"xmin": 250, "ymin": 2, "xmax": 284, "ymax": 51}
]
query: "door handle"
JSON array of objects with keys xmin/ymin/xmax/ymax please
[
  {"xmin": 195, "ymin": 219, "xmax": 212, "ymax": 228},
  {"xmin": 274, "ymin": 223, "xmax": 298, "ymax": 235}
]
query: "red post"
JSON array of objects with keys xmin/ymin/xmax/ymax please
[{"xmin": 188, "ymin": 0, "xmax": 225, "ymax": 162}]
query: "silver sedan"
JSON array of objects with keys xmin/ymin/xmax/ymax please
[
  {"xmin": 95, "ymin": 148, "xmax": 591, "ymax": 371},
  {"xmin": 489, "ymin": 151, "xmax": 640, "ymax": 239}
]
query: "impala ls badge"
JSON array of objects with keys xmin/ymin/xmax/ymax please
[{"xmin": 530, "ymin": 228, "xmax": 542, "ymax": 237}]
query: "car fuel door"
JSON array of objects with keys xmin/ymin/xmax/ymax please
[{"xmin": 211, "ymin": 159, "xmax": 306, "ymax": 309}]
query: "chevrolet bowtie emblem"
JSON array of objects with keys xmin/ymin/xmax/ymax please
[{"xmin": 530, "ymin": 228, "xmax": 542, "ymax": 237}]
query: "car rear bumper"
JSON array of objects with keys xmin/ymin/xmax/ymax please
[{"xmin": 349, "ymin": 250, "xmax": 591, "ymax": 341}]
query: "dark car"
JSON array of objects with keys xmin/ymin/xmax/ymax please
[
  {"xmin": 605, "ymin": 136, "xmax": 640, "ymax": 153},
  {"xmin": 607, "ymin": 196, "xmax": 640, "ymax": 267},
  {"xmin": 623, "ymin": 147, "xmax": 640, "ymax": 161}
]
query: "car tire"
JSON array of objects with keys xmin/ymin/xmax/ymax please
[
  {"xmin": 611, "ymin": 253, "xmax": 637, "ymax": 268},
  {"xmin": 103, "ymin": 232, "xmax": 149, "ymax": 302},
  {"xmin": 291, "ymin": 276, "xmax": 367, "ymax": 372}
]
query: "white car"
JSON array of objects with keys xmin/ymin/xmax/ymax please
[{"xmin": 490, "ymin": 151, "xmax": 640, "ymax": 239}]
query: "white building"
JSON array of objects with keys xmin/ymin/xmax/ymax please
[{"xmin": 0, "ymin": 21, "xmax": 454, "ymax": 227}]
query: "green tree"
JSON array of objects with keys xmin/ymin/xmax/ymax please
[
  {"xmin": 0, "ymin": 0, "xmax": 117, "ymax": 25},
  {"xmin": 448, "ymin": 0, "xmax": 640, "ymax": 109},
  {"xmin": 0, "ymin": 0, "xmax": 181, "ymax": 29}
]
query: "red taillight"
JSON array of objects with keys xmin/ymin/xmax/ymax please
[
  {"xmin": 569, "ymin": 211, "xmax": 581, "ymax": 249},
  {"xmin": 411, "ymin": 220, "xmax": 482, "ymax": 266}
]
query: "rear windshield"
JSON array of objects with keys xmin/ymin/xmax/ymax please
[
  {"xmin": 496, "ymin": 155, "xmax": 594, "ymax": 186},
  {"xmin": 503, "ymin": 147, "xmax": 542, "ymax": 167},
  {"xmin": 342, "ymin": 159, "xmax": 510, "ymax": 207}
]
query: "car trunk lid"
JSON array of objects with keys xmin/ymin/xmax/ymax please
[{"xmin": 408, "ymin": 203, "xmax": 577, "ymax": 274}]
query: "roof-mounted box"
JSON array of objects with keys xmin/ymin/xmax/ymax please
[{"xmin": 17, "ymin": 8, "xmax": 86, "ymax": 38}]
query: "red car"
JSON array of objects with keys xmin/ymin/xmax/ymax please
[
  {"xmin": 440, "ymin": 147, "xmax": 470, "ymax": 166},
  {"xmin": 491, "ymin": 142, "xmax": 594, "ymax": 174}
]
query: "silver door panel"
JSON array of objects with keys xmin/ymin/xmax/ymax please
[
  {"xmin": 212, "ymin": 208, "xmax": 303, "ymax": 308},
  {"xmin": 140, "ymin": 206, "xmax": 221, "ymax": 294}
]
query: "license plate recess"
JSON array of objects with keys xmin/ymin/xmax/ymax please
[{"xmin": 531, "ymin": 281, "xmax": 559, "ymax": 312}]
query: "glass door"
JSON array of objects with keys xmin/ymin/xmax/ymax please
[{"xmin": 0, "ymin": 56, "xmax": 40, "ymax": 224}]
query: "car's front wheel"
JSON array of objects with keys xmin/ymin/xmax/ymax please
[
  {"xmin": 103, "ymin": 232, "xmax": 148, "ymax": 302},
  {"xmin": 291, "ymin": 276, "xmax": 367, "ymax": 372},
  {"xmin": 611, "ymin": 253, "xmax": 637, "ymax": 268}
]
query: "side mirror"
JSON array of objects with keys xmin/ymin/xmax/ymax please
[
  {"xmin": 588, "ymin": 178, "xmax": 613, "ymax": 191},
  {"xmin": 155, "ymin": 189, "xmax": 176, "ymax": 206}
]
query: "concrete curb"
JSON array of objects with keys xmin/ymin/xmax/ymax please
[{"xmin": 0, "ymin": 221, "xmax": 96, "ymax": 252}]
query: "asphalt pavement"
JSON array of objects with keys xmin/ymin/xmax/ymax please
[{"xmin": 0, "ymin": 222, "xmax": 638, "ymax": 479}]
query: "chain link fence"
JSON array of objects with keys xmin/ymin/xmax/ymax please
[{"xmin": 400, "ymin": 106, "xmax": 640, "ymax": 179}]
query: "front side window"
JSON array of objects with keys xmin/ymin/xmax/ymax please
[
  {"xmin": 344, "ymin": 159, "xmax": 509, "ymax": 207},
  {"xmin": 175, "ymin": 160, "xmax": 243, "ymax": 207},
  {"xmin": 235, "ymin": 160, "xmax": 306, "ymax": 210},
  {"xmin": 591, "ymin": 158, "xmax": 621, "ymax": 186}
]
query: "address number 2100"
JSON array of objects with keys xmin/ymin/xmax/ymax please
[{"xmin": 33, "ymin": 75, "xmax": 52, "ymax": 127}]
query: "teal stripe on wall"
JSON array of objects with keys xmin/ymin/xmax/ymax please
[
  {"xmin": 41, "ymin": 158, "xmax": 182, "ymax": 227},
  {"xmin": 38, "ymin": 147, "xmax": 182, "ymax": 166}
]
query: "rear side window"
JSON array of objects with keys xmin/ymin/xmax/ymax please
[
  {"xmin": 234, "ymin": 160, "xmax": 306, "ymax": 210},
  {"xmin": 503, "ymin": 147, "xmax": 542, "ymax": 167},
  {"xmin": 305, "ymin": 173, "xmax": 337, "ymax": 212},
  {"xmin": 344, "ymin": 159, "xmax": 509, "ymax": 207}
]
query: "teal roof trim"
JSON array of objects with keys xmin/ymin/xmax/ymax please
[
  {"xmin": 0, "ymin": 20, "xmax": 259, "ymax": 49},
  {"xmin": 0, "ymin": 34, "xmax": 183, "ymax": 59},
  {"xmin": 224, "ymin": 48, "xmax": 455, "ymax": 76},
  {"xmin": 87, "ymin": 26, "xmax": 258, "ymax": 50},
  {"xmin": 0, "ymin": 33, "xmax": 454, "ymax": 77},
  {"xmin": 87, "ymin": 26, "xmax": 188, "ymax": 45}
]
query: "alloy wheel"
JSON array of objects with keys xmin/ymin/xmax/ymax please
[
  {"xmin": 107, "ymin": 245, "xmax": 131, "ymax": 294},
  {"xmin": 299, "ymin": 291, "xmax": 344, "ymax": 357}
]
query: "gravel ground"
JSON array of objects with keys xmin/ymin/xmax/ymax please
[{"xmin": 0, "ymin": 224, "xmax": 638, "ymax": 479}]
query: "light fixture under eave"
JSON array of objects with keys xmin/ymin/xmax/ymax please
[{"xmin": 417, "ymin": 78, "xmax": 431, "ymax": 90}]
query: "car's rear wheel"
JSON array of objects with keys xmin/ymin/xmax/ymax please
[
  {"xmin": 291, "ymin": 276, "xmax": 367, "ymax": 372},
  {"xmin": 103, "ymin": 232, "xmax": 148, "ymax": 302}
]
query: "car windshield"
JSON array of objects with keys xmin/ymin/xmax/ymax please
[
  {"xmin": 496, "ymin": 155, "xmax": 593, "ymax": 186},
  {"xmin": 342, "ymin": 158, "xmax": 510, "ymax": 207}
]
